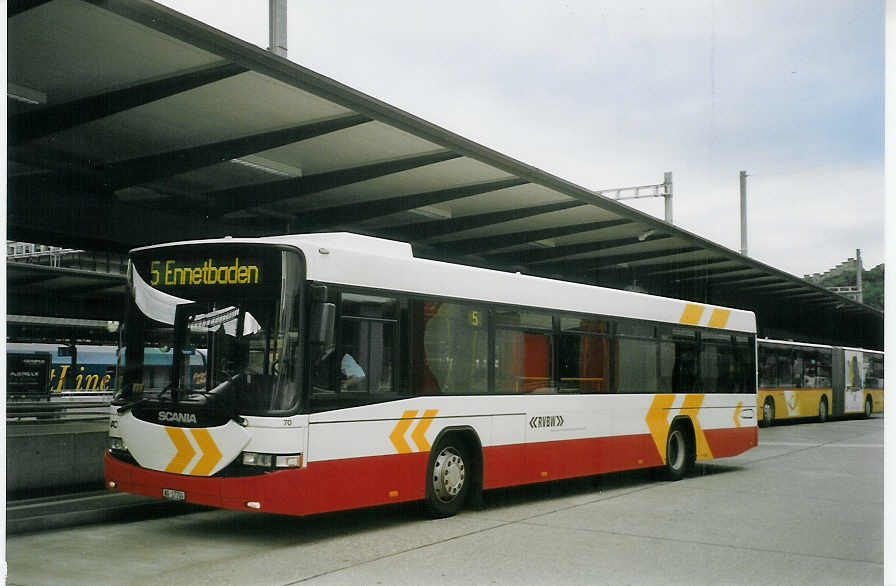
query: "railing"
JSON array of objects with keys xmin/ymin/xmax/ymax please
[{"xmin": 7, "ymin": 393, "xmax": 112, "ymax": 424}]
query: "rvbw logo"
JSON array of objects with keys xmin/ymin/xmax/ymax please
[
  {"xmin": 158, "ymin": 411, "xmax": 198, "ymax": 424},
  {"xmin": 529, "ymin": 415, "xmax": 564, "ymax": 429}
]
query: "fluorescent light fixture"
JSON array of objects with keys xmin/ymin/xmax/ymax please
[
  {"xmin": 231, "ymin": 155, "xmax": 302, "ymax": 178},
  {"xmin": 409, "ymin": 205, "xmax": 452, "ymax": 220},
  {"xmin": 638, "ymin": 229, "xmax": 657, "ymax": 241},
  {"xmin": 532, "ymin": 239, "xmax": 556, "ymax": 249},
  {"xmin": 8, "ymin": 82, "xmax": 46, "ymax": 105}
]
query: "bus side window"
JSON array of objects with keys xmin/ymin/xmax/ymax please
[
  {"xmin": 558, "ymin": 316, "xmax": 610, "ymax": 393},
  {"xmin": 337, "ymin": 293, "xmax": 397, "ymax": 395},
  {"xmin": 734, "ymin": 335, "xmax": 756, "ymax": 393},
  {"xmin": 494, "ymin": 309, "xmax": 554, "ymax": 394},
  {"xmin": 309, "ymin": 289, "xmax": 398, "ymax": 411},
  {"xmin": 659, "ymin": 326, "xmax": 698, "ymax": 394},
  {"xmin": 758, "ymin": 346, "xmax": 777, "ymax": 388},
  {"xmin": 412, "ymin": 300, "xmax": 489, "ymax": 395},
  {"xmin": 616, "ymin": 322, "xmax": 658, "ymax": 394}
]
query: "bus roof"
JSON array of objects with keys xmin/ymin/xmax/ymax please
[
  {"xmin": 760, "ymin": 338, "xmax": 885, "ymax": 355},
  {"xmin": 133, "ymin": 233, "xmax": 757, "ymax": 334}
]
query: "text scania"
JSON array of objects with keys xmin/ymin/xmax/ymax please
[
  {"xmin": 158, "ymin": 411, "xmax": 198, "ymax": 424},
  {"xmin": 150, "ymin": 258, "xmax": 260, "ymax": 286}
]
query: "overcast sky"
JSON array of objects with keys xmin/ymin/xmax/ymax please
[{"xmin": 158, "ymin": 0, "xmax": 884, "ymax": 278}]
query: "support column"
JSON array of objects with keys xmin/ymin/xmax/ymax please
[
  {"xmin": 739, "ymin": 170, "xmax": 748, "ymax": 256},
  {"xmin": 663, "ymin": 171, "xmax": 673, "ymax": 224},
  {"xmin": 269, "ymin": 0, "xmax": 287, "ymax": 58}
]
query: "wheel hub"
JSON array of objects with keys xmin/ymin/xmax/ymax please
[{"xmin": 432, "ymin": 447, "xmax": 465, "ymax": 502}]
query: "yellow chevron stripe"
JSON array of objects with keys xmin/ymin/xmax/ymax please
[
  {"xmin": 411, "ymin": 409, "xmax": 438, "ymax": 452},
  {"xmin": 645, "ymin": 394, "xmax": 676, "ymax": 462},
  {"xmin": 708, "ymin": 308, "xmax": 731, "ymax": 329},
  {"xmin": 190, "ymin": 428, "xmax": 222, "ymax": 476},
  {"xmin": 164, "ymin": 427, "xmax": 195, "ymax": 474},
  {"xmin": 389, "ymin": 410, "xmax": 418, "ymax": 454},
  {"xmin": 733, "ymin": 401, "xmax": 743, "ymax": 428},
  {"xmin": 679, "ymin": 304, "xmax": 705, "ymax": 325},
  {"xmin": 680, "ymin": 394, "xmax": 713, "ymax": 460}
]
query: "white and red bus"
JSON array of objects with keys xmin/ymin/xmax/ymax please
[
  {"xmin": 106, "ymin": 233, "xmax": 758, "ymax": 517},
  {"xmin": 757, "ymin": 339, "xmax": 884, "ymax": 426}
]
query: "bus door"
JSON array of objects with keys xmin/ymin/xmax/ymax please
[
  {"xmin": 843, "ymin": 349, "xmax": 864, "ymax": 413},
  {"xmin": 831, "ymin": 348, "xmax": 845, "ymax": 417}
]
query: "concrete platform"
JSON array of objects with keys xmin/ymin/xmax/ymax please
[
  {"xmin": 6, "ymin": 490, "xmax": 205, "ymax": 535},
  {"xmin": 5, "ymin": 416, "xmax": 884, "ymax": 585},
  {"xmin": 7, "ymin": 421, "xmax": 108, "ymax": 498}
]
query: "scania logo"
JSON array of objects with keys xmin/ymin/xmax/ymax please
[{"xmin": 158, "ymin": 411, "xmax": 198, "ymax": 424}]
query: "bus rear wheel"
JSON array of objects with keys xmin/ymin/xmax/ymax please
[
  {"xmin": 760, "ymin": 399, "xmax": 775, "ymax": 428},
  {"xmin": 664, "ymin": 425, "xmax": 690, "ymax": 481},
  {"xmin": 424, "ymin": 439, "xmax": 470, "ymax": 518},
  {"xmin": 864, "ymin": 397, "xmax": 873, "ymax": 419},
  {"xmin": 817, "ymin": 397, "xmax": 828, "ymax": 423}
]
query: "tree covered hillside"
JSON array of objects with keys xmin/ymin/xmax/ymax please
[{"xmin": 818, "ymin": 264, "xmax": 884, "ymax": 310}]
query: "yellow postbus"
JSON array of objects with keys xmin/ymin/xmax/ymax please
[{"xmin": 758, "ymin": 339, "xmax": 883, "ymax": 426}]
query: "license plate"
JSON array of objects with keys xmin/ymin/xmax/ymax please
[{"xmin": 162, "ymin": 488, "xmax": 185, "ymax": 501}]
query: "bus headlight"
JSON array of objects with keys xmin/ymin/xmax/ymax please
[
  {"xmin": 241, "ymin": 452, "xmax": 303, "ymax": 468},
  {"xmin": 241, "ymin": 452, "xmax": 273, "ymax": 467},
  {"xmin": 108, "ymin": 437, "xmax": 126, "ymax": 451}
]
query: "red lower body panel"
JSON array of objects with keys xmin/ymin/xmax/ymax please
[
  {"xmin": 704, "ymin": 426, "xmax": 758, "ymax": 458},
  {"xmin": 105, "ymin": 426, "xmax": 756, "ymax": 516}
]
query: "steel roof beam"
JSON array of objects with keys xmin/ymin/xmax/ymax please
[
  {"xmin": 8, "ymin": 0, "xmax": 52, "ymax": 17},
  {"xmin": 645, "ymin": 258, "xmax": 739, "ymax": 276},
  {"xmin": 434, "ymin": 219, "xmax": 633, "ymax": 257},
  {"xmin": 664, "ymin": 267, "xmax": 759, "ymax": 283},
  {"xmin": 102, "ymin": 113, "xmax": 372, "ymax": 190},
  {"xmin": 539, "ymin": 246, "xmax": 705, "ymax": 274},
  {"xmin": 7, "ymin": 173, "xmax": 264, "ymax": 251},
  {"xmin": 485, "ymin": 233, "xmax": 671, "ymax": 265},
  {"xmin": 5, "ymin": 271, "xmax": 61, "ymax": 287},
  {"xmin": 755, "ymin": 285, "xmax": 809, "ymax": 294},
  {"xmin": 787, "ymin": 292, "xmax": 836, "ymax": 300},
  {"xmin": 7, "ymin": 262, "xmax": 127, "ymax": 283},
  {"xmin": 736, "ymin": 282, "xmax": 811, "ymax": 293},
  {"xmin": 706, "ymin": 274, "xmax": 781, "ymax": 288},
  {"xmin": 9, "ymin": 62, "xmax": 247, "ymax": 146},
  {"xmin": 48, "ymin": 281, "xmax": 127, "ymax": 297},
  {"xmin": 208, "ymin": 150, "xmax": 461, "ymax": 217},
  {"xmin": 386, "ymin": 200, "xmax": 585, "ymax": 242},
  {"xmin": 293, "ymin": 177, "xmax": 529, "ymax": 232}
]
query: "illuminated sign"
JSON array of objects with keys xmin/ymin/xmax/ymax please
[
  {"xmin": 150, "ymin": 258, "xmax": 260, "ymax": 287},
  {"xmin": 132, "ymin": 244, "xmax": 290, "ymax": 300},
  {"xmin": 7, "ymin": 353, "xmax": 51, "ymax": 398}
]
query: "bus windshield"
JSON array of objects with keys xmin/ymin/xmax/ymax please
[{"xmin": 118, "ymin": 245, "xmax": 304, "ymax": 416}]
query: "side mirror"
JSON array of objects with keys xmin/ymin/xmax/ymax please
[{"xmin": 309, "ymin": 302, "xmax": 335, "ymax": 347}]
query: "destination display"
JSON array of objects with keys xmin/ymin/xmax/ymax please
[
  {"xmin": 149, "ymin": 258, "xmax": 260, "ymax": 287},
  {"xmin": 131, "ymin": 244, "xmax": 284, "ymax": 300}
]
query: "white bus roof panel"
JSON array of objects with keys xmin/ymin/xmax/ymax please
[{"xmin": 157, "ymin": 233, "xmax": 755, "ymax": 333}]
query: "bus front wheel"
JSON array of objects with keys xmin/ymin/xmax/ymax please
[
  {"xmin": 424, "ymin": 439, "xmax": 470, "ymax": 518},
  {"xmin": 864, "ymin": 396, "xmax": 873, "ymax": 419}
]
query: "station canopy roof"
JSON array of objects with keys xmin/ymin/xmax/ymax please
[{"xmin": 7, "ymin": 0, "xmax": 883, "ymax": 349}]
